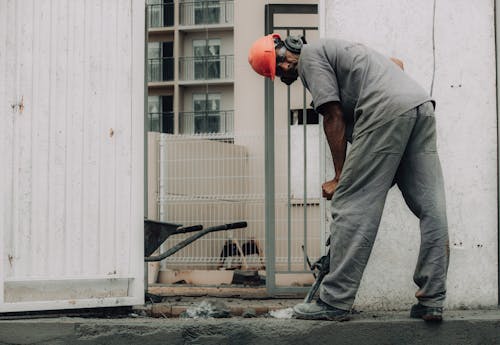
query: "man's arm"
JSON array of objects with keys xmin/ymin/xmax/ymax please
[{"xmin": 318, "ymin": 101, "xmax": 347, "ymax": 200}]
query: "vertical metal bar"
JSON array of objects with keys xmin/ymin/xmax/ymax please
[
  {"xmin": 143, "ymin": 1, "xmax": 149, "ymax": 294},
  {"xmin": 319, "ymin": 115, "xmax": 327, "ymax": 256},
  {"xmin": 158, "ymin": 136, "xmax": 166, "ymax": 222},
  {"xmin": 144, "ymin": 1, "xmax": 149, "ymax": 219},
  {"xmin": 302, "ymin": 83, "xmax": 308, "ymax": 270},
  {"xmin": 265, "ymin": 4, "xmax": 276, "ymax": 295},
  {"xmin": 144, "ymin": 3, "xmax": 150, "ymax": 293},
  {"xmin": 287, "ymin": 85, "xmax": 291, "ymax": 272},
  {"xmin": 318, "ymin": 0, "xmax": 327, "ymax": 255},
  {"xmin": 265, "ymin": 77, "xmax": 276, "ymax": 293},
  {"xmin": 302, "ymin": 27, "xmax": 308, "ymax": 269},
  {"xmin": 286, "ymin": 28, "xmax": 292, "ymax": 272},
  {"xmin": 495, "ymin": 0, "xmax": 500, "ymax": 306},
  {"xmin": 173, "ymin": 0, "xmax": 179, "ymax": 133}
]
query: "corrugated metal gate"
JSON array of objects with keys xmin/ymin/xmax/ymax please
[
  {"xmin": 264, "ymin": 4, "xmax": 324, "ymax": 296},
  {"xmin": 0, "ymin": 0, "xmax": 145, "ymax": 312}
]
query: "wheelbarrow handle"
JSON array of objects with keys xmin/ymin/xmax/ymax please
[
  {"xmin": 145, "ymin": 221, "xmax": 248, "ymax": 262},
  {"xmin": 225, "ymin": 221, "xmax": 247, "ymax": 230},
  {"xmin": 176, "ymin": 224, "xmax": 203, "ymax": 234}
]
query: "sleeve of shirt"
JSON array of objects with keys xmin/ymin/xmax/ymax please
[{"xmin": 298, "ymin": 46, "xmax": 341, "ymax": 114}]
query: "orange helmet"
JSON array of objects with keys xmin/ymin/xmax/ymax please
[{"xmin": 248, "ymin": 33, "xmax": 282, "ymax": 80}]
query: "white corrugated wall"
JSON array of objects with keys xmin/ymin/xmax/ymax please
[{"xmin": 0, "ymin": 0, "xmax": 144, "ymax": 312}]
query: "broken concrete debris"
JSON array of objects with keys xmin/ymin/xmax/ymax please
[
  {"xmin": 269, "ymin": 307, "xmax": 294, "ymax": 319},
  {"xmin": 180, "ymin": 299, "xmax": 231, "ymax": 319}
]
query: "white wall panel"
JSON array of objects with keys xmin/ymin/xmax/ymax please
[
  {"xmin": 0, "ymin": 0, "xmax": 144, "ymax": 312},
  {"xmin": 321, "ymin": 0, "xmax": 497, "ymax": 309}
]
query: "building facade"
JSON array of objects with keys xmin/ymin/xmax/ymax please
[{"xmin": 147, "ymin": 0, "xmax": 234, "ymax": 141}]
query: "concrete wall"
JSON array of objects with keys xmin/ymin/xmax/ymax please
[{"xmin": 321, "ymin": 0, "xmax": 498, "ymax": 309}]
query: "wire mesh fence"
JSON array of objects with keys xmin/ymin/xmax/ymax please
[
  {"xmin": 147, "ymin": 129, "xmax": 323, "ymax": 274},
  {"xmin": 149, "ymin": 132, "xmax": 264, "ymax": 271}
]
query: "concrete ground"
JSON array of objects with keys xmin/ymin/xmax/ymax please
[{"xmin": 0, "ymin": 298, "xmax": 499, "ymax": 345}]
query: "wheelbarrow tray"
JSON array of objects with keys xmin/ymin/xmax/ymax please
[
  {"xmin": 144, "ymin": 220, "xmax": 182, "ymax": 257},
  {"xmin": 144, "ymin": 219, "xmax": 247, "ymax": 262}
]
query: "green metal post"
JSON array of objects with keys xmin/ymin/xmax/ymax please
[
  {"xmin": 287, "ymin": 85, "xmax": 292, "ymax": 272},
  {"xmin": 265, "ymin": 3, "xmax": 318, "ymax": 297},
  {"xmin": 495, "ymin": 0, "xmax": 500, "ymax": 305},
  {"xmin": 302, "ymin": 85, "xmax": 308, "ymax": 271},
  {"xmin": 265, "ymin": 77, "xmax": 276, "ymax": 293}
]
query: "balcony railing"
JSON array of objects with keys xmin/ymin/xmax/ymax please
[
  {"xmin": 179, "ymin": 0, "xmax": 234, "ymax": 26},
  {"xmin": 148, "ymin": 112, "xmax": 174, "ymax": 133},
  {"xmin": 147, "ymin": 1, "xmax": 174, "ymax": 28},
  {"xmin": 148, "ymin": 57, "xmax": 175, "ymax": 82},
  {"xmin": 179, "ymin": 55, "xmax": 233, "ymax": 81},
  {"xmin": 179, "ymin": 110, "xmax": 234, "ymax": 136}
]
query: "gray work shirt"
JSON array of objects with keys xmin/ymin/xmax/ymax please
[{"xmin": 298, "ymin": 39, "xmax": 433, "ymax": 140}]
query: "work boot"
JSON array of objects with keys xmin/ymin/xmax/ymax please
[
  {"xmin": 293, "ymin": 299, "xmax": 350, "ymax": 321},
  {"xmin": 410, "ymin": 303, "xmax": 443, "ymax": 322}
]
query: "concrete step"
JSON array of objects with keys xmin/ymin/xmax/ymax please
[{"xmin": 0, "ymin": 308, "xmax": 499, "ymax": 345}]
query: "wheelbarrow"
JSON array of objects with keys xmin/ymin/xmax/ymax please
[
  {"xmin": 144, "ymin": 219, "xmax": 248, "ymax": 262},
  {"xmin": 143, "ymin": 219, "xmax": 248, "ymax": 302}
]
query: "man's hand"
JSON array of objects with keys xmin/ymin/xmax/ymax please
[{"xmin": 322, "ymin": 179, "xmax": 339, "ymax": 200}]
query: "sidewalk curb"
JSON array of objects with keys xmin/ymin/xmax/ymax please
[{"xmin": 0, "ymin": 310, "xmax": 499, "ymax": 345}]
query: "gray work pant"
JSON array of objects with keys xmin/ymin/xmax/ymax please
[{"xmin": 320, "ymin": 102, "xmax": 449, "ymax": 310}]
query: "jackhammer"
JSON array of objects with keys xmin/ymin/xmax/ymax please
[{"xmin": 302, "ymin": 237, "xmax": 330, "ymax": 303}]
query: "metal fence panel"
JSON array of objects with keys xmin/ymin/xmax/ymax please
[
  {"xmin": 264, "ymin": 4, "xmax": 320, "ymax": 295},
  {"xmin": 148, "ymin": 132, "xmax": 265, "ymax": 274}
]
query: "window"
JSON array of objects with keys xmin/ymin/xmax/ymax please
[
  {"xmin": 193, "ymin": 93, "xmax": 221, "ymax": 134},
  {"xmin": 148, "ymin": 42, "xmax": 161, "ymax": 82},
  {"xmin": 148, "ymin": 0, "xmax": 163, "ymax": 27},
  {"xmin": 148, "ymin": 95, "xmax": 173, "ymax": 133},
  {"xmin": 147, "ymin": 41, "xmax": 173, "ymax": 82},
  {"xmin": 162, "ymin": 42, "xmax": 174, "ymax": 81},
  {"xmin": 147, "ymin": 0, "xmax": 173, "ymax": 27},
  {"xmin": 194, "ymin": 0, "xmax": 221, "ymax": 25},
  {"xmin": 148, "ymin": 96, "xmax": 161, "ymax": 132},
  {"xmin": 164, "ymin": 0, "xmax": 174, "ymax": 26},
  {"xmin": 193, "ymin": 39, "xmax": 220, "ymax": 80}
]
